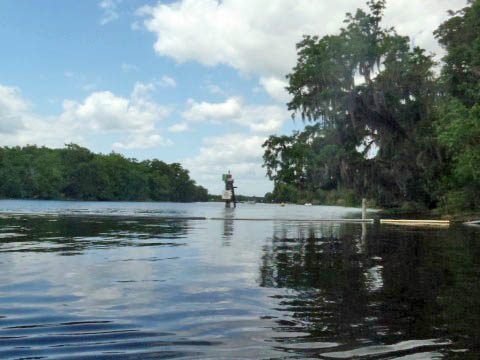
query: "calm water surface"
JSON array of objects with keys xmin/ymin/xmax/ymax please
[{"xmin": 0, "ymin": 200, "xmax": 479, "ymax": 359}]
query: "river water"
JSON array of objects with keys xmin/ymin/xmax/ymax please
[{"xmin": 0, "ymin": 200, "xmax": 479, "ymax": 359}]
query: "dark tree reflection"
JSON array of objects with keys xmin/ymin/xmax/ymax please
[
  {"xmin": 0, "ymin": 215, "xmax": 190, "ymax": 255},
  {"xmin": 221, "ymin": 208, "xmax": 235, "ymax": 246},
  {"xmin": 259, "ymin": 223, "xmax": 480, "ymax": 358}
]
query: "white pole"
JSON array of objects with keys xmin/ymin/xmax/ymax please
[{"xmin": 362, "ymin": 198, "xmax": 367, "ymax": 220}]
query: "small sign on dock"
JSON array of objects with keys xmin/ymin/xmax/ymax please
[{"xmin": 222, "ymin": 190, "xmax": 232, "ymax": 200}]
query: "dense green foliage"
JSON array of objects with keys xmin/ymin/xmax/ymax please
[
  {"xmin": 263, "ymin": 0, "xmax": 480, "ymax": 211},
  {"xmin": 0, "ymin": 144, "xmax": 208, "ymax": 202},
  {"xmin": 434, "ymin": 0, "xmax": 480, "ymax": 211}
]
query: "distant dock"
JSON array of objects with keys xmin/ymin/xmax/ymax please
[{"xmin": 208, "ymin": 217, "xmax": 374, "ymax": 223}]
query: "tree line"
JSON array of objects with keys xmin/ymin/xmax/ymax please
[
  {"xmin": 263, "ymin": 0, "xmax": 480, "ymax": 212},
  {"xmin": 0, "ymin": 144, "xmax": 209, "ymax": 202}
]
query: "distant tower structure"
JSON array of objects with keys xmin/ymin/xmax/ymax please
[{"xmin": 222, "ymin": 171, "xmax": 237, "ymax": 208}]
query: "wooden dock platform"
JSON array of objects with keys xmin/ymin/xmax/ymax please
[{"xmin": 380, "ymin": 219, "xmax": 450, "ymax": 226}]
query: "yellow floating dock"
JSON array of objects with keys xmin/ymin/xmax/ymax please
[{"xmin": 380, "ymin": 219, "xmax": 450, "ymax": 226}]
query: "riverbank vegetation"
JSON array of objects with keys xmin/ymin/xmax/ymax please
[
  {"xmin": 263, "ymin": 0, "xmax": 480, "ymax": 212},
  {"xmin": 0, "ymin": 144, "xmax": 209, "ymax": 202}
]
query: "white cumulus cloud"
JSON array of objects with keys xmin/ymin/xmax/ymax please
[
  {"xmin": 168, "ymin": 122, "xmax": 189, "ymax": 133},
  {"xmin": 0, "ymin": 82, "xmax": 172, "ymax": 150},
  {"xmin": 0, "ymin": 84, "xmax": 31, "ymax": 134},
  {"xmin": 0, "ymin": 84, "xmax": 84, "ymax": 147},
  {"xmin": 259, "ymin": 76, "xmax": 291, "ymax": 104},
  {"xmin": 182, "ymin": 97, "xmax": 242, "ymax": 123},
  {"xmin": 136, "ymin": 0, "xmax": 466, "ymax": 101},
  {"xmin": 233, "ymin": 104, "xmax": 287, "ymax": 133},
  {"xmin": 182, "ymin": 96, "xmax": 287, "ymax": 133},
  {"xmin": 136, "ymin": 0, "xmax": 326, "ymax": 77},
  {"xmin": 61, "ymin": 82, "xmax": 170, "ymax": 133}
]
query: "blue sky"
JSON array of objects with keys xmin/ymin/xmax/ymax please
[{"xmin": 0, "ymin": 0, "xmax": 466, "ymax": 195}]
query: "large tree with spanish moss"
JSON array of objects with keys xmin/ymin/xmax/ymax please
[{"xmin": 263, "ymin": 0, "xmax": 445, "ymax": 207}]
